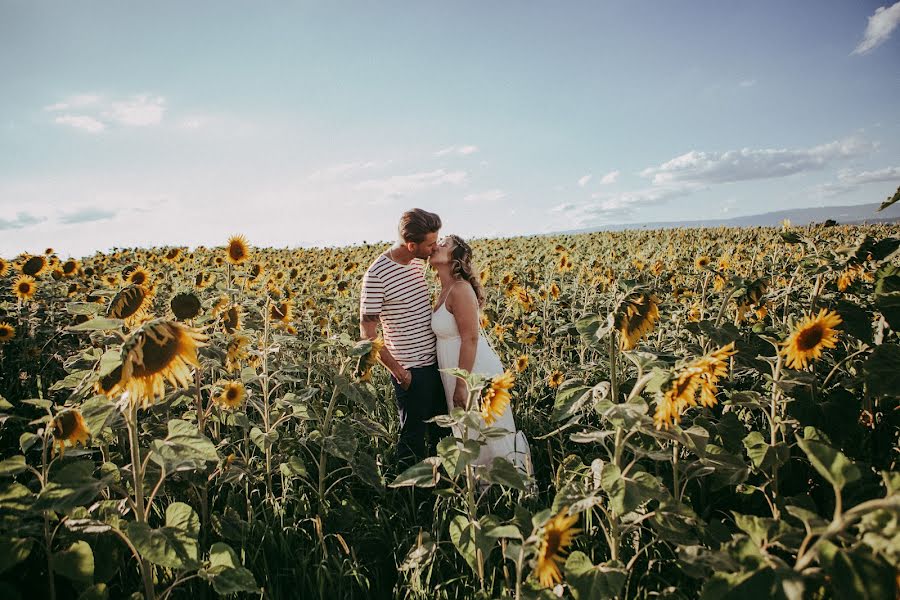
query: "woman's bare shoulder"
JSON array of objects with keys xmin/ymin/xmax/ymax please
[{"xmin": 447, "ymin": 279, "xmax": 477, "ymax": 313}]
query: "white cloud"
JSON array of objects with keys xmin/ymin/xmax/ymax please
[
  {"xmin": 354, "ymin": 168, "xmax": 468, "ymax": 201},
  {"xmin": 435, "ymin": 145, "xmax": 479, "ymax": 157},
  {"xmin": 813, "ymin": 165, "xmax": 900, "ymax": 197},
  {"xmin": 577, "ymin": 174, "xmax": 592, "ymax": 187},
  {"xmin": 307, "ymin": 160, "xmax": 393, "ymax": 183},
  {"xmin": 104, "ymin": 94, "xmax": 165, "ymax": 126},
  {"xmin": 852, "ymin": 1, "xmax": 900, "ymax": 55},
  {"xmin": 53, "ymin": 115, "xmax": 106, "ymax": 133},
  {"xmin": 463, "ymin": 189, "xmax": 506, "ymax": 203},
  {"xmin": 640, "ymin": 137, "xmax": 874, "ymax": 186},
  {"xmin": 44, "ymin": 94, "xmax": 102, "ymax": 111},
  {"xmin": 599, "ymin": 170, "xmax": 620, "ymax": 185},
  {"xmin": 739, "ymin": 79, "xmax": 757, "ymax": 88}
]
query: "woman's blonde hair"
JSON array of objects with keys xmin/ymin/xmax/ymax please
[{"xmin": 447, "ymin": 235, "xmax": 485, "ymax": 307}]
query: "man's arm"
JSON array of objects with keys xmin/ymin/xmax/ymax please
[{"xmin": 360, "ymin": 313, "xmax": 411, "ymax": 389}]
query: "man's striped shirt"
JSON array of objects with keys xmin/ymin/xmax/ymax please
[{"xmin": 360, "ymin": 254, "xmax": 436, "ymax": 369}]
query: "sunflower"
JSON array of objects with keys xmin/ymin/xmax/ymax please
[
  {"xmin": 225, "ymin": 335, "xmax": 250, "ymax": 373},
  {"xmin": 837, "ymin": 264, "xmax": 863, "ymax": 292},
  {"xmin": 549, "ymin": 282, "xmax": 561, "ymax": 300},
  {"xmin": 336, "ymin": 280, "xmax": 350, "ymax": 296},
  {"xmin": 0, "ymin": 322, "xmax": 15, "ymax": 343},
  {"xmin": 557, "ymin": 253, "xmax": 573, "ymax": 273},
  {"xmin": 127, "ymin": 267, "xmax": 151, "ymax": 287},
  {"xmin": 163, "ymin": 248, "xmax": 182, "ymax": 263},
  {"xmin": 534, "ymin": 508, "xmax": 580, "ymax": 588},
  {"xmin": 356, "ymin": 337, "xmax": 385, "ymax": 381},
  {"xmin": 171, "ymin": 292, "xmax": 202, "ymax": 320},
  {"xmin": 12, "ymin": 275, "xmax": 37, "ymax": 302},
  {"xmin": 614, "ymin": 293, "xmax": 660, "ymax": 350},
  {"xmin": 270, "ymin": 300, "xmax": 293, "ymax": 323},
  {"xmin": 95, "ymin": 364, "xmax": 124, "ymax": 396},
  {"xmin": 107, "ymin": 285, "xmax": 154, "ymax": 326},
  {"xmin": 317, "ymin": 272, "xmax": 331, "ymax": 285},
  {"xmin": 654, "ymin": 342, "xmax": 736, "ymax": 430},
  {"xmin": 548, "ymin": 371, "xmax": 565, "ymax": 388},
  {"xmin": 51, "ymin": 409, "xmax": 90, "ymax": 457},
  {"xmin": 21, "ymin": 255, "xmax": 48, "ymax": 277},
  {"xmin": 515, "ymin": 355, "xmax": 529, "ymax": 372},
  {"xmin": 220, "ymin": 304, "xmax": 242, "ymax": 333},
  {"xmin": 214, "ymin": 381, "xmax": 246, "ymax": 409},
  {"xmin": 0, "ymin": 257, "xmax": 8, "ymax": 277},
  {"xmin": 119, "ymin": 319, "xmax": 208, "ymax": 408},
  {"xmin": 780, "ymin": 309, "xmax": 842, "ymax": 370},
  {"xmin": 694, "ymin": 255, "xmax": 711, "ymax": 270},
  {"xmin": 482, "ymin": 371, "xmax": 514, "ymax": 425},
  {"xmin": 226, "ymin": 235, "xmax": 250, "ymax": 265},
  {"xmin": 61, "ymin": 259, "xmax": 79, "ymax": 277},
  {"xmin": 479, "ymin": 268, "xmax": 491, "ymax": 284}
]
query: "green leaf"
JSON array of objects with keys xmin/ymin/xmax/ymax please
[
  {"xmin": 0, "ymin": 482, "xmax": 33, "ymax": 516},
  {"xmin": 0, "ymin": 456, "xmax": 27, "ymax": 477},
  {"xmin": 829, "ymin": 547, "xmax": 896, "ymax": 600},
  {"xmin": 600, "ymin": 464, "xmax": 664, "ymax": 515},
  {"xmin": 19, "ymin": 433, "xmax": 39, "ymax": 454},
  {"xmin": 448, "ymin": 515, "xmax": 497, "ymax": 574},
  {"xmin": 478, "ymin": 457, "xmax": 528, "ymax": 491},
  {"xmin": 437, "ymin": 436, "xmax": 479, "ymax": 479},
  {"xmin": 550, "ymin": 382, "xmax": 593, "ymax": 422},
  {"xmin": 279, "ymin": 456, "xmax": 307, "ymax": 478},
  {"xmin": 35, "ymin": 462, "xmax": 103, "ymax": 512},
  {"xmin": 249, "ymin": 426, "xmax": 279, "ymax": 454},
  {"xmin": 77, "ymin": 584, "xmax": 108, "ymax": 600},
  {"xmin": 564, "ymin": 551, "xmax": 626, "ymax": 600},
  {"xmin": 126, "ymin": 502, "xmax": 200, "ymax": 570},
  {"xmin": 388, "ymin": 457, "xmax": 441, "ymax": 488},
  {"xmin": 149, "ymin": 419, "xmax": 218, "ymax": 471},
  {"xmin": 877, "ymin": 185, "xmax": 900, "ymax": 211},
  {"xmin": 797, "ymin": 427, "xmax": 860, "ymax": 490},
  {"xmin": 863, "ymin": 344, "xmax": 900, "ymax": 398},
  {"xmin": 54, "ymin": 540, "xmax": 94, "ymax": 585},
  {"xmin": 66, "ymin": 302, "xmax": 102, "ymax": 316},
  {"xmin": 80, "ymin": 395, "xmax": 117, "ymax": 438},
  {"xmin": 66, "ymin": 318, "xmax": 124, "ymax": 332},
  {"xmin": 323, "ymin": 420, "xmax": 357, "ymax": 461},
  {"xmin": 874, "ymin": 292, "xmax": 900, "ymax": 330},
  {"xmin": 0, "ymin": 537, "xmax": 33, "ymax": 574},
  {"xmin": 351, "ymin": 452, "xmax": 384, "ymax": 489},
  {"xmin": 206, "ymin": 542, "xmax": 259, "ymax": 595},
  {"xmin": 743, "ymin": 432, "xmax": 788, "ymax": 472}
]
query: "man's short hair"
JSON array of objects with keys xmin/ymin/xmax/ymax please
[{"xmin": 399, "ymin": 209, "xmax": 441, "ymax": 243}]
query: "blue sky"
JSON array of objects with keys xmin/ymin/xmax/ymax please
[{"xmin": 1, "ymin": 1, "xmax": 899, "ymax": 257}]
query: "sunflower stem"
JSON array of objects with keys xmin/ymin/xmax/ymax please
[
  {"xmin": 608, "ymin": 331, "xmax": 619, "ymax": 403},
  {"xmin": 126, "ymin": 404, "xmax": 157, "ymax": 600}
]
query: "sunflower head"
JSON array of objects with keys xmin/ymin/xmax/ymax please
[
  {"xmin": 220, "ymin": 305, "xmax": 242, "ymax": 333},
  {"xmin": 515, "ymin": 355, "xmax": 529, "ymax": 372},
  {"xmin": 226, "ymin": 235, "xmax": 250, "ymax": 265},
  {"xmin": 120, "ymin": 319, "xmax": 208, "ymax": 408},
  {"xmin": 482, "ymin": 371, "xmax": 514, "ymax": 425},
  {"xmin": 356, "ymin": 337, "xmax": 385, "ymax": 381},
  {"xmin": 21, "ymin": 255, "xmax": 48, "ymax": 277},
  {"xmin": 694, "ymin": 255, "xmax": 711, "ymax": 270},
  {"xmin": 270, "ymin": 300, "xmax": 293, "ymax": 324},
  {"xmin": 107, "ymin": 285, "xmax": 154, "ymax": 326},
  {"xmin": 780, "ymin": 309, "xmax": 842, "ymax": 370},
  {"xmin": 0, "ymin": 258, "xmax": 8, "ymax": 277},
  {"xmin": 127, "ymin": 267, "xmax": 151, "ymax": 287},
  {"xmin": 535, "ymin": 508, "xmax": 580, "ymax": 588},
  {"xmin": 214, "ymin": 381, "xmax": 246, "ymax": 409},
  {"xmin": 0, "ymin": 322, "xmax": 15, "ymax": 344},
  {"xmin": 171, "ymin": 292, "xmax": 202, "ymax": 321},
  {"xmin": 51, "ymin": 409, "xmax": 91, "ymax": 456},
  {"xmin": 62, "ymin": 259, "xmax": 79, "ymax": 276},
  {"xmin": 548, "ymin": 371, "xmax": 565, "ymax": 388},
  {"xmin": 12, "ymin": 275, "xmax": 37, "ymax": 302},
  {"xmin": 614, "ymin": 293, "xmax": 660, "ymax": 350},
  {"xmin": 225, "ymin": 335, "xmax": 250, "ymax": 373},
  {"xmin": 654, "ymin": 342, "xmax": 736, "ymax": 430}
]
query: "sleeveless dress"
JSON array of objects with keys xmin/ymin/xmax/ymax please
[{"xmin": 431, "ymin": 298, "xmax": 532, "ymax": 475}]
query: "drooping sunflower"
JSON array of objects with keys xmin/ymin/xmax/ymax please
[
  {"xmin": 163, "ymin": 248, "xmax": 182, "ymax": 263},
  {"xmin": 837, "ymin": 264, "xmax": 863, "ymax": 292},
  {"xmin": 171, "ymin": 292, "xmax": 202, "ymax": 320},
  {"xmin": 482, "ymin": 371, "xmax": 514, "ymax": 425},
  {"xmin": 51, "ymin": 409, "xmax": 90, "ymax": 457},
  {"xmin": 548, "ymin": 370, "xmax": 565, "ymax": 388},
  {"xmin": 549, "ymin": 282, "xmax": 561, "ymax": 300},
  {"xmin": 336, "ymin": 280, "xmax": 350, "ymax": 296},
  {"xmin": 780, "ymin": 309, "xmax": 842, "ymax": 370},
  {"xmin": 270, "ymin": 299, "xmax": 294, "ymax": 323},
  {"xmin": 61, "ymin": 259, "xmax": 79, "ymax": 277},
  {"xmin": 107, "ymin": 285, "xmax": 154, "ymax": 326},
  {"xmin": 654, "ymin": 342, "xmax": 736, "ymax": 430},
  {"xmin": 0, "ymin": 322, "xmax": 15, "ymax": 343},
  {"xmin": 356, "ymin": 337, "xmax": 385, "ymax": 381},
  {"xmin": 220, "ymin": 304, "xmax": 242, "ymax": 333},
  {"xmin": 94, "ymin": 364, "xmax": 124, "ymax": 397},
  {"xmin": 12, "ymin": 275, "xmax": 37, "ymax": 302},
  {"xmin": 614, "ymin": 293, "xmax": 660, "ymax": 350},
  {"xmin": 119, "ymin": 319, "xmax": 208, "ymax": 408},
  {"xmin": 534, "ymin": 508, "xmax": 580, "ymax": 588},
  {"xmin": 214, "ymin": 381, "xmax": 246, "ymax": 409},
  {"xmin": 0, "ymin": 257, "xmax": 8, "ymax": 277},
  {"xmin": 21, "ymin": 255, "xmax": 48, "ymax": 277},
  {"xmin": 225, "ymin": 335, "xmax": 250, "ymax": 373},
  {"xmin": 226, "ymin": 235, "xmax": 250, "ymax": 265},
  {"xmin": 515, "ymin": 355, "xmax": 529, "ymax": 373}
]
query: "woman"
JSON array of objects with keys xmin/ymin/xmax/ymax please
[{"xmin": 429, "ymin": 234, "xmax": 531, "ymax": 475}]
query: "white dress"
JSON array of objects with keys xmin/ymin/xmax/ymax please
[{"xmin": 432, "ymin": 300, "xmax": 532, "ymax": 476}]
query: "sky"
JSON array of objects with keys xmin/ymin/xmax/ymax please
[{"xmin": 1, "ymin": 1, "xmax": 899, "ymax": 258}]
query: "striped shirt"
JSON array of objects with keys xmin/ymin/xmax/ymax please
[{"xmin": 360, "ymin": 254, "xmax": 436, "ymax": 369}]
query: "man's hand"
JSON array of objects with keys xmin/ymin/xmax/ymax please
[
  {"xmin": 452, "ymin": 385, "xmax": 468, "ymax": 409},
  {"xmin": 397, "ymin": 368, "xmax": 413, "ymax": 391}
]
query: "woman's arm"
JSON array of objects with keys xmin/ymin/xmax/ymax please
[{"xmin": 450, "ymin": 283, "xmax": 480, "ymax": 408}]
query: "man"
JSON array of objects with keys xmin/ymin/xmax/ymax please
[{"xmin": 359, "ymin": 208, "xmax": 451, "ymax": 467}]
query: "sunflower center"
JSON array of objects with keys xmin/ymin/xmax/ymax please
[
  {"xmin": 226, "ymin": 387, "xmax": 239, "ymax": 401},
  {"xmin": 136, "ymin": 332, "xmax": 180, "ymax": 375},
  {"xmin": 544, "ymin": 531, "xmax": 562, "ymax": 557},
  {"xmin": 796, "ymin": 324, "xmax": 824, "ymax": 351},
  {"xmin": 54, "ymin": 411, "xmax": 77, "ymax": 438},
  {"xmin": 18, "ymin": 282, "xmax": 31, "ymax": 294}
]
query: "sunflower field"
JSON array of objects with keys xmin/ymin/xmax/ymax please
[{"xmin": 0, "ymin": 222, "xmax": 898, "ymax": 599}]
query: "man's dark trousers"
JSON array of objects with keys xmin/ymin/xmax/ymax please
[{"xmin": 390, "ymin": 363, "xmax": 451, "ymax": 468}]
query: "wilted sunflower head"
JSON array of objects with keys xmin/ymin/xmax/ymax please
[
  {"xmin": 51, "ymin": 409, "xmax": 90, "ymax": 457},
  {"xmin": 654, "ymin": 342, "xmax": 736, "ymax": 430},
  {"xmin": 171, "ymin": 292, "xmax": 202, "ymax": 320},
  {"xmin": 107, "ymin": 285, "xmax": 154, "ymax": 326},
  {"xmin": 214, "ymin": 381, "xmax": 246, "ymax": 409},
  {"xmin": 482, "ymin": 371, "xmax": 514, "ymax": 425},
  {"xmin": 535, "ymin": 509, "xmax": 580, "ymax": 588},
  {"xmin": 614, "ymin": 292, "xmax": 660, "ymax": 350},
  {"xmin": 0, "ymin": 322, "xmax": 15, "ymax": 343},
  {"xmin": 12, "ymin": 275, "xmax": 37, "ymax": 302},
  {"xmin": 356, "ymin": 337, "xmax": 385, "ymax": 381},
  {"xmin": 94, "ymin": 364, "xmax": 124, "ymax": 397},
  {"xmin": 270, "ymin": 299, "xmax": 293, "ymax": 323},
  {"xmin": 226, "ymin": 235, "xmax": 250, "ymax": 265},
  {"xmin": 21, "ymin": 255, "xmax": 48, "ymax": 277},
  {"xmin": 780, "ymin": 309, "xmax": 842, "ymax": 370},
  {"xmin": 220, "ymin": 304, "xmax": 242, "ymax": 333},
  {"xmin": 225, "ymin": 334, "xmax": 250, "ymax": 373},
  {"xmin": 163, "ymin": 248, "xmax": 182, "ymax": 263},
  {"xmin": 120, "ymin": 319, "xmax": 208, "ymax": 409}
]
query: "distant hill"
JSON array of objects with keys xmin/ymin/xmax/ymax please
[{"xmin": 556, "ymin": 202, "xmax": 900, "ymax": 235}]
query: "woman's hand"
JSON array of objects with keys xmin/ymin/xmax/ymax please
[{"xmin": 452, "ymin": 385, "xmax": 468, "ymax": 409}]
